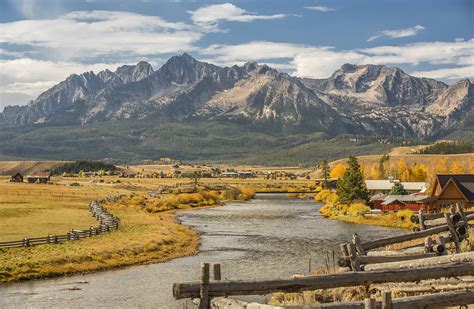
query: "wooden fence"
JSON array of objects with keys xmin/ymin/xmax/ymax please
[
  {"xmin": 173, "ymin": 203, "xmax": 474, "ymax": 308},
  {"xmin": 0, "ymin": 194, "xmax": 126, "ymax": 248}
]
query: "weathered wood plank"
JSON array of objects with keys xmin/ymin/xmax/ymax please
[
  {"xmin": 338, "ymin": 253, "xmax": 437, "ymax": 267},
  {"xmin": 363, "ymin": 251, "xmax": 474, "ymax": 271},
  {"xmin": 173, "ymin": 262, "xmax": 474, "ymax": 299}
]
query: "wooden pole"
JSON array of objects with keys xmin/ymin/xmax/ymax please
[
  {"xmin": 361, "ymin": 213, "xmax": 474, "ymax": 251},
  {"xmin": 418, "ymin": 209, "xmax": 425, "ymax": 230},
  {"xmin": 213, "ymin": 264, "xmax": 221, "ymax": 281},
  {"xmin": 382, "ymin": 290, "xmax": 392, "ymax": 309},
  {"xmin": 346, "ymin": 243, "xmax": 361, "ymax": 271},
  {"xmin": 199, "ymin": 262, "xmax": 210, "ymax": 309},
  {"xmin": 436, "ymin": 235, "xmax": 447, "ymax": 255},
  {"xmin": 353, "ymin": 233, "xmax": 366, "ymax": 255},
  {"xmin": 173, "ymin": 262, "xmax": 474, "ymax": 299},
  {"xmin": 424, "ymin": 236, "xmax": 433, "ymax": 253},
  {"xmin": 364, "ymin": 297, "xmax": 376, "ymax": 309},
  {"xmin": 444, "ymin": 213, "xmax": 461, "ymax": 253},
  {"xmin": 308, "ymin": 257, "xmax": 312, "ymax": 274},
  {"xmin": 364, "ymin": 251, "xmax": 474, "ymax": 272},
  {"xmin": 338, "ymin": 252, "xmax": 438, "ymax": 267}
]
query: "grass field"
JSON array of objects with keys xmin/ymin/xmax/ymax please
[{"xmin": 0, "ymin": 175, "xmax": 261, "ymax": 283}]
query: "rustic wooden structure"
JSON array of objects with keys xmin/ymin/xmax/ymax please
[
  {"xmin": 10, "ymin": 172, "xmax": 24, "ymax": 183},
  {"xmin": 429, "ymin": 174, "xmax": 474, "ymax": 211}
]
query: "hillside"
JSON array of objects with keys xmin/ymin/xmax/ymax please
[{"xmin": 0, "ymin": 161, "xmax": 63, "ymax": 176}]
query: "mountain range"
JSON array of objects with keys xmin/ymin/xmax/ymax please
[{"xmin": 1, "ymin": 53, "xmax": 473, "ymax": 140}]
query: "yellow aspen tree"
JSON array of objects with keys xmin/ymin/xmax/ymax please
[
  {"xmin": 369, "ymin": 163, "xmax": 382, "ymax": 179},
  {"xmin": 330, "ymin": 163, "xmax": 346, "ymax": 179},
  {"xmin": 451, "ymin": 160, "xmax": 464, "ymax": 174},
  {"xmin": 434, "ymin": 157, "xmax": 450, "ymax": 174},
  {"xmin": 411, "ymin": 163, "xmax": 428, "ymax": 181}
]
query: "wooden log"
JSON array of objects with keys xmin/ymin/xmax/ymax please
[
  {"xmin": 213, "ymin": 264, "xmax": 221, "ymax": 281},
  {"xmin": 361, "ymin": 214, "xmax": 474, "ymax": 250},
  {"xmin": 411, "ymin": 210, "xmax": 474, "ymax": 223},
  {"xmin": 338, "ymin": 253, "xmax": 438, "ymax": 267},
  {"xmin": 364, "ymin": 298, "xmax": 375, "ymax": 309},
  {"xmin": 346, "ymin": 244, "xmax": 360, "ymax": 271},
  {"xmin": 423, "ymin": 237, "xmax": 432, "ymax": 253},
  {"xmin": 363, "ymin": 251, "xmax": 474, "ymax": 271},
  {"xmin": 173, "ymin": 262, "xmax": 474, "ymax": 299},
  {"xmin": 444, "ymin": 213, "xmax": 461, "ymax": 253},
  {"xmin": 418, "ymin": 209, "xmax": 425, "ymax": 230},
  {"xmin": 352, "ymin": 233, "xmax": 365, "ymax": 255},
  {"xmin": 381, "ymin": 291, "xmax": 392, "ymax": 309},
  {"xmin": 436, "ymin": 235, "xmax": 446, "ymax": 255},
  {"xmin": 199, "ymin": 262, "xmax": 209, "ymax": 309}
]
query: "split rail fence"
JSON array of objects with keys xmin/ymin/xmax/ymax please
[
  {"xmin": 173, "ymin": 203, "xmax": 474, "ymax": 308},
  {"xmin": 0, "ymin": 195, "xmax": 126, "ymax": 248}
]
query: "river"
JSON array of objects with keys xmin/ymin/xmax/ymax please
[{"xmin": 1, "ymin": 194, "xmax": 403, "ymax": 308}]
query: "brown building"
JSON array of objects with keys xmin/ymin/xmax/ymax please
[
  {"xmin": 26, "ymin": 171, "xmax": 51, "ymax": 184},
  {"xmin": 10, "ymin": 172, "xmax": 24, "ymax": 183},
  {"xmin": 429, "ymin": 174, "xmax": 474, "ymax": 211}
]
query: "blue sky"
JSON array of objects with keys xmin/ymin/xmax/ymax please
[{"xmin": 0, "ymin": 0, "xmax": 473, "ymax": 108}]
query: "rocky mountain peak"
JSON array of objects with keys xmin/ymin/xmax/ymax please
[{"xmin": 0, "ymin": 55, "xmax": 472, "ymax": 140}]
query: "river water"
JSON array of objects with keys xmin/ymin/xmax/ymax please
[{"xmin": 1, "ymin": 194, "xmax": 403, "ymax": 308}]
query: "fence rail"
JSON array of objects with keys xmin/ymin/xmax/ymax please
[
  {"xmin": 0, "ymin": 194, "xmax": 126, "ymax": 248},
  {"xmin": 174, "ymin": 202, "xmax": 474, "ymax": 309}
]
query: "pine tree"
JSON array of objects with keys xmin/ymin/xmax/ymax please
[
  {"xmin": 336, "ymin": 156, "xmax": 369, "ymax": 204},
  {"xmin": 389, "ymin": 182, "xmax": 408, "ymax": 195},
  {"xmin": 379, "ymin": 154, "xmax": 389, "ymax": 179},
  {"xmin": 320, "ymin": 159, "xmax": 330, "ymax": 189}
]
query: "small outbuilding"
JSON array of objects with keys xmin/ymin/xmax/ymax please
[
  {"xmin": 26, "ymin": 171, "xmax": 51, "ymax": 184},
  {"xmin": 10, "ymin": 172, "xmax": 24, "ymax": 183}
]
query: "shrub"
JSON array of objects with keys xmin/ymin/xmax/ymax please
[
  {"xmin": 347, "ymin": 203, "xmax": 370, "ymax": 217},
  {"xmin": 396, "ymin": 209, "xmax": 413, "ymax": 222}
]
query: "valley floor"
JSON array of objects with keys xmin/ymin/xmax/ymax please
[{"xmin": 0, "ymin": 176, "xmax": 260, "ymax": 283}]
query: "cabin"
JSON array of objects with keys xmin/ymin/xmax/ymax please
[
  {"xmin": 238, "ymin": 171, "xmax": 253, "ymax": 179},
  {"xmin": 221, "ymin": 172, "xmax": 238, "ymax": 178},
  {"xmin": 429, "ymin": 174, "xmax": 474, "ymax": 211},
  {"xmin": 376, "ymin": 194, "xmax": 435, "ymax": 212},
  {"xmin": 10, "ymin": 172, "xmax": 24, "ymax": 183},
  {"xmin": 26, "ymin": 172, "xmax": 51, "ymax": 184},
  {"xmin": 365, "ymin": 179, "xmax": 427, "ymax": 195}
]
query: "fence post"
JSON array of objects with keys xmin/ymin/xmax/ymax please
[
  {"xmin": 352, "ymin": 233, "xmax": 366, "ymax": 255},
  {"xmin": 444, "ymin": 213, "xmax": 461, "ymax": 253},
  {"xmin": 418, "ymin": 209, "xmax": 425, "ymax": 230},
  {"xmin": 308, "ymin": 257, "xmax": 312, "ymax": 274},
  {"xmin": 435, "ymin": 235, "xmax": 446, "ymax": 255},
  {"xmin": 23, "ymin": 236, "xmax": 30, "ymax": 247},
  {"xmin": 364, "ymin": 297, "xmax": 376, "ymax": 309},
  {"xmin": 381, "ymin": 290, "xmax": 392, "ymax": 309},
  {"xmin": 199, "ymin": 262, "xmax": 210, "ymax": 309},
  {"xmin": 47, "ymin": 234, "xmax": 51, "ymax": 244},
  {"xmin": 424, "ymin": 237, "xmax": 433, "ymax": 253},
  {"xmin": 213, "ymin": 264, "xmax": 221, "ymax": 281},
  {"xmin": 346, "ymin": 243, "xmax": 360, "ymax": 271},
  {"xmin": 53, "ymin": 235, "xmax": 58, "ymax": 244}
]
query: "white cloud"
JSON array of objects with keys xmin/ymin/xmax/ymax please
[
  {"xmin": 368, "ymin": 25, "xmax": 425, "ymax": 42},
  {"xmin": 199, "ymin": 39, "xmax": 474, "ymax": 79},
  {"xmin": 0, "ymin": 10, "xmax": 202, "ymax": 60},
  {"xmin": 411, "ymin": 66, "xmax": 474, "ymax": 80},
  {"xmin": 304, "ymin": 6, "xmax": 334, "ymax": 12},
  {"xmin": 0, "ymin": 58, "xmax": 130, "ymax": 99},
  {"xmin": 189, "ymin": 3, "xmax": 287, "ymax": 31}
]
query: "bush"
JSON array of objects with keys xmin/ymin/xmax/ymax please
[
  {"xmin": 347, "ymin": 203, "xmax": 370, "ymax": 217},
  {"xmin": 396, "ymin": 209, "xmax": 413, "ymax": 222}
]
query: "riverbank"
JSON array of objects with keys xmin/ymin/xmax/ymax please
[
  {"xmin": 319, "ymin": 202, "xmax": 415, "ymax": 229},
  {"xmin": 0, "ymin": 186, "xmax": 255, "ymax": 283}
]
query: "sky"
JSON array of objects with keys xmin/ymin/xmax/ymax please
[{"xmin": 0, "ymin": 0, "xmax": 473, "ymax": 108}]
